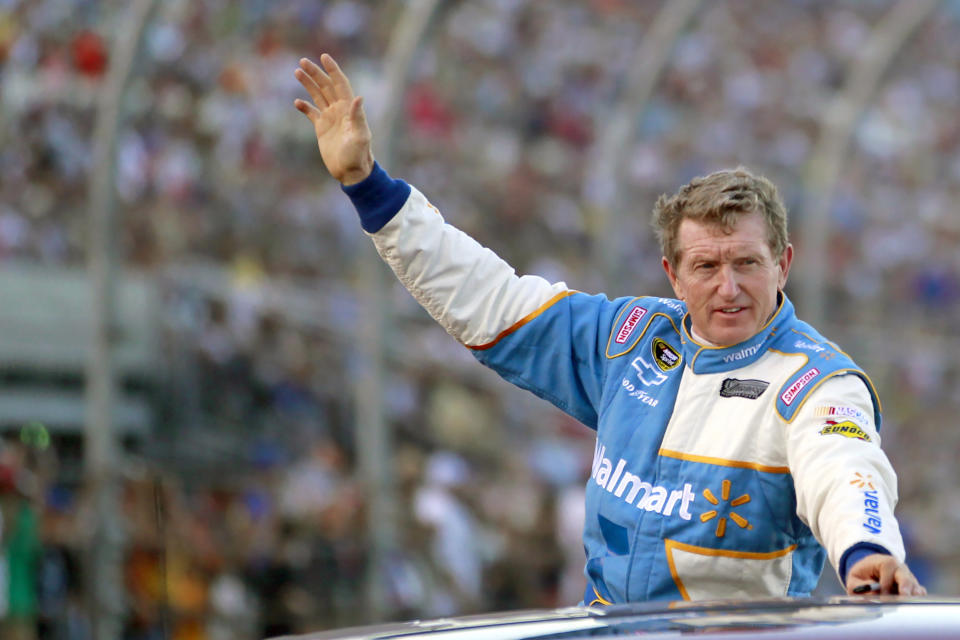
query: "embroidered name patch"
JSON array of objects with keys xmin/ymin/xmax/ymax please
[{"xmin": 719, "ymin": 378, "xmax": 769, "ymax": 400}]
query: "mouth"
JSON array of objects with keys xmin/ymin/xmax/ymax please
[{"xmin": 715, "ymin": 306, "xmax": 746, "ymax": 316}]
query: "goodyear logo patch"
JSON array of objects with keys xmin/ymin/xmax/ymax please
[
  {"xmin": 819, "ymin": 420, "xmax": 871, "ymax": 442},
  {"xmin": 652, "ymin": 337, "xmax": 681, "ymax": 371}
]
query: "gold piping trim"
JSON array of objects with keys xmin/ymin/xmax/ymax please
[
  {"xmin": 780, "ymin": 368, "xmax": 881, "ymax": 424},
  {"xmin": 768, "ymin": 345, "xmax": 883, "ymax": 422},
  {"xmin": 790, "ymin": 328, "xmax": 851, "ymax": 359},
  {"xmin": 468, "ymin": 290, "xmax": 576, "ymax": 351},
  {"xmin": 664, "ymin": 538, "xmax": 798, "ymax": 601},
  {"xmin": 658, "ymin": 448, "xmax": 790, "ymax": 474},
  {"xmin": 605, "ymin": 308, "xmax": 682, "ymax": 359},
  {"xmin": 587, "ymin": 585, "xmax": 612, "ymax": 607}
]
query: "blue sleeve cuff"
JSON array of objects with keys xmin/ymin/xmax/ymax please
[
  {"xmin": 839, "ymin": 542, "xmax": 891, "ymax": 585},
  {"xmin": 341, "ymin": 161, "xmax": 412, "ymax": 233}
]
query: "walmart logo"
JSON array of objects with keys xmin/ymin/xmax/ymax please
[{"xmin": 699, "ymin": 479, "xmax": 752, "ymax": 538}]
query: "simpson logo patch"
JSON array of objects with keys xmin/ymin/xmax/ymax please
[
  {"xmin": 719, "ymin": 378, "xmax": 769, "ymax": 400},
  {"xmin": 819, "ymin": 420, "xmax": 871, "ymax": 442},
  {"xmin": 652, "ymin": 338, "xmax": 681, "ymax": 371},
  {"xmin": 780, "ymin": 368, "xmax": 820, "ymax": 406},
  {"xmin": 615, "ymin": 306, "xmax": 648, "ymax": 344}
]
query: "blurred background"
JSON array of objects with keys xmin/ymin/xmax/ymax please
[{"xmin": 0, "ymin": 0, "xmax": 958, "ymax": 638}]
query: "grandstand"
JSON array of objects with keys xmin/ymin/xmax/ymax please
[{"xmin": 0, "ymin": 1, "xmax": 957, "ymax": 637}]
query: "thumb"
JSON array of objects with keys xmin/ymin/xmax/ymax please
[{"xmin": 350, "ymin": 96, "xmax": 367, "ymax": 126}]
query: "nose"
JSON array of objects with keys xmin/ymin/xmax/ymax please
[{"xmin": 716, "ymin": 264, "xmax": 740, "ymax": 299}]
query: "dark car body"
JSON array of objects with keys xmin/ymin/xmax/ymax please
[{"xmin": 273, "ymin": 597, "xmax": 960, "ymax": 639}]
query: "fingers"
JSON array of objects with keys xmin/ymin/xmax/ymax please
[
  {"xmin": 294, "ymin": 68, "xmax": 329, "ymax": 110},
  {"xmin": 296, "ymin": 58, "xmax": 336, "ymax": 107},
  {"xmin": 878, "ymin": 558, "xmax": 897, "ymax": 594},
  {"xmin": 893, "ymin": 565, "xmax": 927, "ymax": 597},
  {"xmin": 320, "ymin": 53, "xmax": 355, "ymax": 101},
  {"xmin": 293, "ymin": 98, "xmax": 322, "ymax": 123},
  {"xmin": 847, "ymin": 556, "xmax": 927, "ymax": 597}
]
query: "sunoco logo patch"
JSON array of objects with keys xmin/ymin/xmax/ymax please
[
  {"xmin": 819, "ymin": 420, "xmax": 871, "ymax": 442},
  {"xmin": 652, "ymin": 338, "xmax": 681, "ymax": 371},
  {"xmin": 719, "ymin": 378, "xmax": 769, "ymax": 400}
]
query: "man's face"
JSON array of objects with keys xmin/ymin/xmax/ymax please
[{"xmin": 662, "ymin": 211, "xmax": 793, "ymax": 346}]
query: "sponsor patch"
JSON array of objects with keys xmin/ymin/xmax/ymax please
[
  {"xmin": 780, "ymin": 367, "xmax": 820, "ymax": 406},
  {"xmin": 652, "ymin": 338, "xmax": 681, "ymax": 371},
  {"xmin": 630, "ymin": 356, "xmax": 667, "ymax": 387},
  {"xmin": 722, "ymin": 341, "xmax": 763, "ymax": 363},
  {"xmin": 615, "ymin": 306, "xmax": 648, "ymax": 344},
  {"xmin": 814, "ymin": 405, "xmax": 870, "ymax": 426},
  {"xmin": 592, "ymin": 442, "xmax": 695, "ymax": 520},
  {"xmin": 850, "ymin": 473, "xmax": 882, "ymax": 534},
  {"xmin": 794, "ymin": 339, "xmax": 825, "ymax": 353},
  {"xmin": 819, "ymin": 420, "xmax": 871, "ymax": 442},
  {"xmin": 658, "ymin": 297, "xmax": 685, "ymax": 313},
  {"xmin": 719, "ymin": 378, "xmax": 769, "ymax": 400}
]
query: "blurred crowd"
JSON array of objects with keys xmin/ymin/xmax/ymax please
[{"xmin": 1, "ymin": 0, "xmax": 959, "ymax": 638}]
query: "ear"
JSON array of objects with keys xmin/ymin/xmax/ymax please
[
  {"xmin": 662, "ymin": 256, "xmax": 685, "ymax": 301},
  {"xmin": 777, "ymin": 244, "xmax": 794, "ymax": 289}
]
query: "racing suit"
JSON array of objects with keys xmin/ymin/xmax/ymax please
[{"xmin": 343, "ymin": 163, "xmax": 906, "ymax": 603}]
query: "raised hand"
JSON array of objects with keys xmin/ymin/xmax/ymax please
[{"xmin": 294, "ymin": 54, "xmax": 374, "ymax": 185}]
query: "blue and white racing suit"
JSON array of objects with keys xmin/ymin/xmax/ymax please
[{"xmin": 343, "ymin": 164, "xmax": 906, "ymax": 603}]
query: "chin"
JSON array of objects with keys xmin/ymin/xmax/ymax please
[{"xmin": 708, "ymin": 327, "xmax": 756, "ymax": 347}]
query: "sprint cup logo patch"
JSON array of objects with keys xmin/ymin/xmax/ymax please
[
  {"xmin": 819, "ymin": 420, "xmax": 871, "ymax": 442},
  {"xmin": 652, "ymin": 338, "xmax": 681, "ymax": 371}
]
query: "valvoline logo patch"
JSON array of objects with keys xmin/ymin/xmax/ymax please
[{"xmin": 615, "ymin": 306, "xmax": 647, "ymax": 344}]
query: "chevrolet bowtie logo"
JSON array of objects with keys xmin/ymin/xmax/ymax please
[{"xmin": 700, "ymin": 479, "xmax": 752, "ymax": 538}]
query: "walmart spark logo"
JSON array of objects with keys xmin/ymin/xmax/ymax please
[
  {"xmin": 851, "ymin": 472, "xmax": 884, "ymax": 535},
  {"xmin": 850, "ymin": 472, "xmax": 875, "ymax": 490},
  {"xmin": 699, "ymin": 479, "xmax": 752, "ymax": 538}
]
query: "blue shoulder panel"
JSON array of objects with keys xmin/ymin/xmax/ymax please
[
  {"xmin": 773, "ymin": 327, "xmax": 882, "ymax": 428},
  {"xmin": 605, "ymin": 297, "xmax": 685, "ymax": 359}
]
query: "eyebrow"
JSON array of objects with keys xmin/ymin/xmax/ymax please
[{"xmin": 682, "ymin": 247, "xmax": 766, "ymax": 263}]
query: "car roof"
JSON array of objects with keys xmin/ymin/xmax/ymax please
[{"xmin": 272, "ymin": 597, "xmax": 960, "ymax": 640}]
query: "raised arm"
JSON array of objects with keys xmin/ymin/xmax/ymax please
[
  {"xmin": 291, "ymin": 53, "xmax": 621, "ymax": 427},
  {"xmin": 294, "ymin": 54, "xmax": 374, "ymax": 186}
]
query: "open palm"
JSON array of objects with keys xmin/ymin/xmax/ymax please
[{"xmin": 294, "ymin": 54, "xmax": 374, "ymax": 185}]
